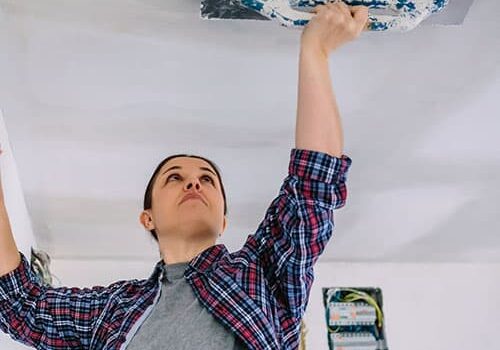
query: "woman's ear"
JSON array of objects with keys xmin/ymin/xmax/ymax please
[{"xmin": 140, "ymin": 210, "xmax": 155, "ymax": 230}]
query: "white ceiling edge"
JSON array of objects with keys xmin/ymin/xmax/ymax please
[{"xmin": 203, "ymin": 0, "xmax": 474, "ymax": 26}]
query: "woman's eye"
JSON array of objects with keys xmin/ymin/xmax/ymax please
[
  {"xmin": 167, "ymin": 174, "xmax": 180, "ymax": 181},
  {"xmin": 203, "ymin": 175, "xmax": 214, "ymax": 183},
  {"xmin": 167, "ymin": 174, "xmax": 214, "ymax": 184}
]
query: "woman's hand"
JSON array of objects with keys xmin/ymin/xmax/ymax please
[{"xmin": 301, "ymin": 0, "xmax": 369, "ymax": 59}]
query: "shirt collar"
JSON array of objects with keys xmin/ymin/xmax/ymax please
[{"xmin": 149, "ymin": 243, "xmax": 229, "ymax": 281}]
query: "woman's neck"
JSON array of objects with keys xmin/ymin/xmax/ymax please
[{"xmin": 158, "ymin": 235, "xmax": 216, "ymax": 264}]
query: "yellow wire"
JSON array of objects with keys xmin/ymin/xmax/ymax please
[{"xmin": 341, "ymin": 291, "xmax": 384, "ymax": 328}]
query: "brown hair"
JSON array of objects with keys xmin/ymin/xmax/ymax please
[{"xmin": 143, "ymin": 154, "xmax": 228, "ymax": 242}]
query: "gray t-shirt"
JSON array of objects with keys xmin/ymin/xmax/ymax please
[{"xmin": 126, "ymin": 261, "xmax": 247, "ymax": 350}]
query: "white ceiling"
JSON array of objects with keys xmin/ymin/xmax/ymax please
[{"xmin": 0, "ymin": 0, "xmax": 498, "ymax": 264}]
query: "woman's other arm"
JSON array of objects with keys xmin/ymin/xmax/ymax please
[
  {"xmin": 0, "ymin": 147, "xmax": 124, "ymax": 349},
  {"xmin": 0, "ymin": 147, "xmax": 21, "ymax": 277},
  {"xmin": 0, "ymin": 202, "xmax": 20, "ymax": 277}
]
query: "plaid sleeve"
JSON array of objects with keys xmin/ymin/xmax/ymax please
[
  {"xmin": 240, "ymin": 148, "xmax": 352, "ymax": 318},
  {"xmin": 0, "ymin": 251, "xmax": 124, "ymax": 349}
]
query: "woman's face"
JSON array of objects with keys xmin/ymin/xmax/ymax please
[{"xmin": 140, "ymin": 156, "xmax": 227, "ymax": 241}]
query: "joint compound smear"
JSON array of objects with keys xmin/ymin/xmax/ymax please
[{"xmin": 201, "ymin": 0, "xmax": 451, "ymax": 32}]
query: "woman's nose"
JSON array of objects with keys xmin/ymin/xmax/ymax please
[{"xmin": 185, "ymin": 181, "xmax": 200, "ymax": 190}]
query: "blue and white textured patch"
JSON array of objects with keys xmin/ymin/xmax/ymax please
[{"xmin": 231, "ymin": 0, "xmax": 450, "ymax": 32}]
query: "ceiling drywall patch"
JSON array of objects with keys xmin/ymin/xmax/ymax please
[{"xmin": 201, "ymin": 0, "xmax": 475, "ymax": 31}]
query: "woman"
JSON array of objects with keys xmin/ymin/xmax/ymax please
[{"xmin": 0, "ymin": 2, "xmax": 367, "ymax": 349}]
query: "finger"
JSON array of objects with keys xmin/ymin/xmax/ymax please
[
  {"xmin": 351, "ymin": 5, "xmax": 369, "ymax": 29},
  {"xmin": 331, "ymin": 1, "xmax": 353, "ymax": 18},
  {"xmin": 349, "ymin": 4, "xmax": 365, "ymax": 15},
  {"xmin": 311, "ymin": 4, "xmax": 327, "ymax": 13},
  {"xmin": 351, "ymin": 5, "xmax": 369, "ymax": 14}
]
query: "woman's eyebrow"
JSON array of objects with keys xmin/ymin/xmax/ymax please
[{"xmin": 161, "ymin": 166, "xmax": 216, "ymax": 177}]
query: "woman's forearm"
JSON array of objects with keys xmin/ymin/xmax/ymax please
[
  {"xmin": 0, "ymin": 200, "xmax": 21, "ymax": 276},
  {"xmin": 295, "ymin": 45, "xmax": 344, "ymax": 158}
]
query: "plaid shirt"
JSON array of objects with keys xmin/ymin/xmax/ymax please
[{"xmin": 0, "ymin": 148, "xmax": 352, "ymax": 350}]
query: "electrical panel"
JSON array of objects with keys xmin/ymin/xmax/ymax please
[{"xmin": 323, "ymin": 287, "xmax": 389, "ymax": 350}]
